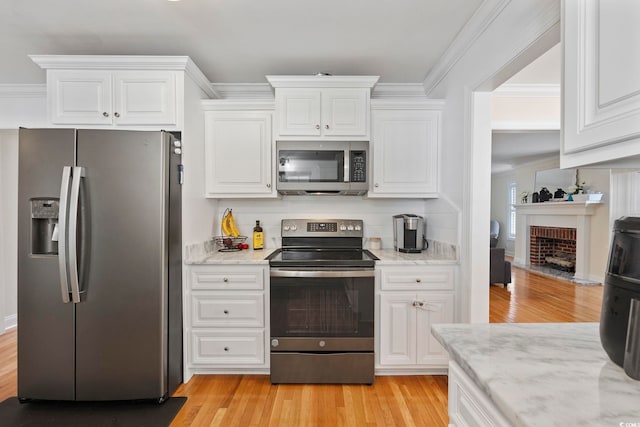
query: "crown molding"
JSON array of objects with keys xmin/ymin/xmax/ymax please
[
  {"xmin": 371, "ymin": 83, "xmax": 428, "ymax": 99},
  {"xmin": 29, "ymin": 55, "xmax": 218, "ymax": 98},
  {"xmin": 201, "ymin": 99, "xmax": 275, "ymax": 111},
  {"xmin": 370, "ymin": 98, "xmax": 445, "ymax": 110},
  {"xmin": 493, "ymin": 83, "xmax": 560, "ymax": 97},
  {"xmin": 422, "ymin": 0, "xmax": 512, "ymax": 95},
  {"xmin": 0, "ymin": 84, "xmax": 46, "ymax": 98},
  {"xmin": 210, "ymin": 83, "xmax": 274, "ymax": 100},
  {"xmin": 266, "ymin": 75, "xmax": 380, "ymax": 89}
]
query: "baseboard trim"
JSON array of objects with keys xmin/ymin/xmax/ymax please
[{"xmin": 4, "ymin": 314, "xmax": 16, "ymax": 332}]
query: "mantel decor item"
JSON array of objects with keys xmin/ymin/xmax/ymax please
[{"xmin": 568, "ymin": 169, "xmax": 587, "ymax": 195}]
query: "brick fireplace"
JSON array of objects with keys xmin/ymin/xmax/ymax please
[
  {"xmin": 514, "ymin": 201, "xmax": 603, "ymax": 282},
  {"xmin": 529, "ymin": 226, "xmax": 577, "ymax": 271}
]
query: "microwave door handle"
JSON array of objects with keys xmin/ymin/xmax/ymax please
[
  {"xmin": 58, "ymin": 166, "xmax": 72, "ymax": 303},
  {"xmin": 344, "ymin": 149, "xmax": 350, "ymax": 182}
]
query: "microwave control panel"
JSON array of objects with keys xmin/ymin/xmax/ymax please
[{"xmin": 350, "ymin": 151, "xmax": 367, "ymax": 182}]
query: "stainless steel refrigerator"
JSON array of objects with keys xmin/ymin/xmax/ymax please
[{"xmin": 17, "ymin": 128, "xmax": 182, "ymax": 402}]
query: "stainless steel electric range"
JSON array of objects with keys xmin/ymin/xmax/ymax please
[{"xmin": 267, "ymin": 219, "xmax": 378, "ymax": 384}]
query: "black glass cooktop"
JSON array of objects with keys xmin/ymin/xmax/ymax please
[{"xmin": 267, "ymin": 248, "xmax": 378, "ymax": 268}]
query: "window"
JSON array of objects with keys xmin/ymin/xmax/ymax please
[{"xmin": 508, "ymin": 183, "xmax": 516, "ymax": 239}]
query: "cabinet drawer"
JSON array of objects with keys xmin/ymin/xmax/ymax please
[
  {"xmin": 191, "ymin": 293, "xmax": 264, "ymax": 327},
  {"xmin": 190, "ymin": 265, "xmax": 265, "ymax": 290},
  {"xmin": 191, "ymin": 329, "xmax": 265, "ymax": 365},
  {"xmin": 380, "ymin": 267, "xmax": 455, "ymax": 291}
]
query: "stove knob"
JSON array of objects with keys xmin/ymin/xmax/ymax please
[
  {"xmin": 271, "ymin": 339, "xmax": 279, "ymax": 348},
  {"xmin": 355, "ymin": 225, "xmax": 362, "ymax": 231},
  {"xmin": 347, "ymin": 225, "xmax": 354, "ymax": 231},
  {"xmin": 283, "ymin": 225, "xmax": 290, "ymax": 231},
  {"xmin": 340, "ymin": 225, "xmax": 347, "ymax": 231},
  {"xmin": 318, "ymin": 340, "xmax": 326, "ymax": 348},
  {"xmin": 290, "ymin": 225, "xmax": 297, "ymax": 231}
]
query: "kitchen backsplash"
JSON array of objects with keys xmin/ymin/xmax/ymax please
[{"xmin": 210, "ymin": 196, "xmax": 459, "ymax": 250}]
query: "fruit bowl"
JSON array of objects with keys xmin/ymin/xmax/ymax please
[{"xmin": 213, "ymin": 235, "xmax": 248, "ymax": 252}]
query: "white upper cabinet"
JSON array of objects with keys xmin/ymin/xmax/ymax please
[
  {"xmin": 203, "ymin": 103, "xmax": 276, "ymax": 198},
  {"xmin": 369, "ymin": 103, "xmax": 442, "ymax": 198},
  {"xmin": 30, "ymin": 56, "xmax": 216, "ymax": 130},
  {"xmin": 266, "ymin": 75, "xmax": 379, "ymax": 141},
  {"xmin": 48, "ymin": 69, "xmax": 177, "ymax": 127},
  {"xmin": 562, "ymin": 0, "xmax": 640, "ymax": 167}
]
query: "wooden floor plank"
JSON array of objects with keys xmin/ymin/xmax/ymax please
[{"xmin": 0, "ymin": 263, "xmax": 603, "ymax": 426}]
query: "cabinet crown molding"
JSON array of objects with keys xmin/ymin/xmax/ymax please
[
  {"xmin": 266, "ymin": 75, "xmax": 380, "ymax": 89},
  {"xmin": 29, "ymin": 55, "xmax": 217, "ymax": 98}
]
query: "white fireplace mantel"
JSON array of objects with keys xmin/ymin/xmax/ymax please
[
  {"xmin": 514, "ymin": 201, "xmax": 602, "ymax": 216},
  {"xmin": 514, "ymin": 201, "xmax": 603, "ymax": 281}
]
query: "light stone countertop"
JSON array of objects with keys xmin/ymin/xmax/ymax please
[
  {"xmin": 184, "ymin": 240, "xmax": 274, "ymax": 264},
  {"xmin": 432, "ymin": 322, "xmax": 640, "ymax": 427},
  {"xmin": 185, "ymin": 240, "xmax": 458, "ymax": 265},
  {"xmin": 371, "ymin": 249, "xmax": 458, "ymax": 265}
]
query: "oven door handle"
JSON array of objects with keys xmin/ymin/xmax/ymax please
[{"xmin": 270, "ymin": 269, "xmax": 375, "ymax": 278}]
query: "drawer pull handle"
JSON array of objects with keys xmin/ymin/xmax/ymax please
[
  {"xmin": 224, "ymin": 347, "xmax": 229, "ymax": 352},
  {"xmin": 223, "ymin": 310, "xmax": 229, "ymax": 315},
  {"xmin": 223, "ymin": 277, "xmax": 229, "ymax": 283},
  {"xmin": 416, "ymin": 278, "xmax": 421, "ymax": 283}
]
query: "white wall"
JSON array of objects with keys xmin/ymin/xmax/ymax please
[
  {"xmin": 0, "ymin": 130, "xmax": 19, "ymax": 332},
  {"xmin": 212, "ymin": 196, "xmax": 458, "ymax": 251},
  {"xmin": 425, "ymin": 0, "xmax": 561, "ymax": 322}
]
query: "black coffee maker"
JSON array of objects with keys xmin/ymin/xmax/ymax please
[{"xmin": 600, "ymin": 217, "xmax": 640, "ymax": 370}]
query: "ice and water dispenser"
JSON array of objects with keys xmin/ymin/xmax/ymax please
[{"xmin": 30, "ymin": 198, "xmax": 59, "ymax": 255}]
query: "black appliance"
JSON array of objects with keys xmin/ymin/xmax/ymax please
[
  {"xmin": 267, "ymin": 219, "xmax": 378, "ymax": 384},
  {"xmin": 600, "ymin": 216, "xmax": 640, "ymax": 367}
]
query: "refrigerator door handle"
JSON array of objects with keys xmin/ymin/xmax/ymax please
[
  {"xmin": 58, "ymin": 167, "xmax": 72, "ymax": 303},
  {"xmin": 68, "ymin": 166, "xmax": 85, "ymax": 303}
]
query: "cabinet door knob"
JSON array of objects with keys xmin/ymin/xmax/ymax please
[
  {"xmin": 103, "ymin": 112, "xmax": 109, "ymax": 117},
  {"xmin": 224, "ymin": 347, "xmax": 229, "ymax": 352},
  {"xmin": 324, "ymin": 124, "xmax": 329, "ymax": 130},
  {"xmin": 223, "ymin": 310, "xmax": 229, "ymax": 315},
  {"xmin": 223, "ymin": 277, "xmax": 229, "ymax": 283},
  {"xmin": 114, "ymin": 112, "xmax": 120, "ymax": 118},
  {"xmin": 266, "ymin": 183, "xmax": 271, "ymax": 188},
  {"xmin": 374, "ymin": 183, "xmax": 379, "ymax": 188},
  {"xmin": 416, "ymin": 278, "xmax": 421, "ymax": 283},
  {"xmin": 315, "ymin": 124, "xmax": 320, "ymax": 130}
]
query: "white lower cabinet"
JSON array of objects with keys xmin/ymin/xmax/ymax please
[
  {"xmin": 377, "ymin": 266, "xmax": 455, "ymax": 373},
  {"xmin": 185, "ymin": 264, "xmax": 269, "ymax": 380},
  {"xmin": 448, "ymin": 361, "xmax": 511, "ymax": 427}
]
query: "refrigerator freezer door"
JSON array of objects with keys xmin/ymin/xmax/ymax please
[
  {"xmin": 74, "ymin": 130, "xmax": 169, "ymax": 401},
  {"xmin": 18, "ymin": 128, "xmax": 76, "ymax": 400}
]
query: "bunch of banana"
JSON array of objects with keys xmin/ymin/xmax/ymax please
[{"xmin": 221, "ymin": 209, "xmax": 241, "ymax": 237}]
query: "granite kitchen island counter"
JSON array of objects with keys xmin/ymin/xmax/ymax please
[{"xmin": 432, "ymin": 323, "xmax": 640, "ymax": 427}]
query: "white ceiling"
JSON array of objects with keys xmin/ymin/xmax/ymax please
[{"xmin": 0, "ymin": 0, "xmax": 483, "ymax": 85}]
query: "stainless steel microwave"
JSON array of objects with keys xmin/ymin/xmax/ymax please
[{"xmin": 276, "ymin": 141, "xmax": 368, "ymax": 195}]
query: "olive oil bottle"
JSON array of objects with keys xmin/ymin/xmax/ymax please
[{"xmin": 252, "ymin": 220, "xmax": 264, "ymax": 250}]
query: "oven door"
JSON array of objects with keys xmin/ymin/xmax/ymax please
[{"xmin": 269, "ymin": 269, "xmax": 374, "ymax": 352}]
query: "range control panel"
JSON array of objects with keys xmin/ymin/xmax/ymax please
[{"xmin": 281, "ymin": 219, "xmax": 363, "ymax": 238}]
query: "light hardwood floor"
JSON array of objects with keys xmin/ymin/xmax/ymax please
[{"xmin": 0, "ymin": 264, "xmax": 603, "ymax": 426}]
